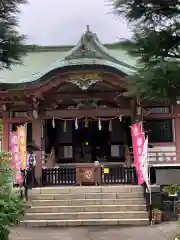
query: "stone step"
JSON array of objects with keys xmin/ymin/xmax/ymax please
[
  {"xmin": 31, "ymin": 185, "xmax": 143, "ymax": 195},
  {"xmin": 24, "ymin": 211, "xmax": 148, "ymax": 220},
  {"xmin": 24, "ymin": 186, "xmax": 147, "ymax": 227},
  {"xmin": 31, "ymin": 198, "xmax": 145, "ymax": 206},
  {"xmin": 31, "ymin": 192, "xmax": 143, "ymax": 200},
  {"xmin": 28, "ymin": 204, "xmax": 146, "ymax": 213},
  {"xmin": 22, "ymin": 218, "xmax": 149, "ymax": 227}
]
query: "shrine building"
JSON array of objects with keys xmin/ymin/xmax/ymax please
[{"xmin": 0, "ymin": 27, "xmax": 179, "ymax": 186}]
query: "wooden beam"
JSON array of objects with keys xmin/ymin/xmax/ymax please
[
  {"xmin": 44, "ymin": 92, "xmax": 130, "ymax": 103},
  {"xmin": 40, "ymin": 91, "xmax": 130, "ymax": 110},
  {"xmin": 144, "ymin": 113, "xmax": 174, "ymax": 119},
  {"xmin": 44, "ymin": 108, "xmax": 131, "ymax": 118},
  {"xmin": 7, "ymin": 117, "xmax": 32, "ymax": 123}
]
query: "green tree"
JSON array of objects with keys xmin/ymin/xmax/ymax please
[
  {"xmin": 0, "ymin": 0, "xmax": 27, "ymax": 70},
  {"xmin": 111, "ymin": 0, "xmax": 180, "ymax": 101}
]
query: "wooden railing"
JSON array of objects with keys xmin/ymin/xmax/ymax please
[
  {"xmin": 41, "ymin": 164, "xmax": 137, "ymax": 186},
  {"xmin": 101, "ymin": 164, "xmax": 137, "ymax": 185},
  {"xmin": 42, "ymin": 166, "xmax": 76, "ymax": 186}
]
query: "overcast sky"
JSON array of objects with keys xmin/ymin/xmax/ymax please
[{"xmin": 19, "ymin": 0, "xmax": 132, "ymax": 45}]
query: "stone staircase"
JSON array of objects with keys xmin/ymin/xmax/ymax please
[{"xmin": 22, "ymin": 185, "xmax": 149, "ymax": 227}]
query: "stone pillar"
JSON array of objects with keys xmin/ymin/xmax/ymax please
[
  {"xmin": 32, "ymin": 118, "xmax": 42, "ymax": 185},
  {"xmin": 2, "ymin": 111, "xmax": 9, "ymax": 152}
]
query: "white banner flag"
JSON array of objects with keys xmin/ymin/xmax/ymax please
[{"xmin": 140, "ymin": 137, "xmax": 149, "ymax": 190}]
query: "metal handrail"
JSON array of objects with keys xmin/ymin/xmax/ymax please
[{"xmin": 142, "ymin": 182, "xmax": 152, "ymax": 225}]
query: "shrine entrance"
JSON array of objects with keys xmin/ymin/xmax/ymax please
[
  {"xmin": 73, "ymin": 119, "xmax": 110, "ymax": 163},
  {"xmin": 44, "ymin": 117, "xmax": 132, "ymax": 165}
]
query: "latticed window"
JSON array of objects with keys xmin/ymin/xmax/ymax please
[
  {"xmin": 11, "ymin": 111, "xmax": 27, "ymax": 118},
  {"xmin": 144, "ymin": 119, "xmax": 173, "ymax": 142},
  {"xmin": 143, "ymin": 107, "xmax": 171, "ymax": 114}
]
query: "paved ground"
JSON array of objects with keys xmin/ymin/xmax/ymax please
[{"xmin": 10, "ymin": 222, "xmax": 178, "ymax": 240}]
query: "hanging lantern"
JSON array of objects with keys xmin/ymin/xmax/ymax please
[
  {"xmin": 109, "ymin": 120, "xmax": 112, "ymax": 132},
  {"xmin": 75, "ymin": 118, "xmax": 78, "ymax": 130},
  {"xmin": 119, "ymin": 114, "xmax": 122, "ymax": 122},
  {"xmin": 84, "ymin": 117, "xmax": 88, "ymax": 128},
  {"xmin": 52, "ymin": 117, "xmax": 55, "ymax": 128},
  {"xmin": 98, "ymin": 118, "xmax": 102, "ymax": 130},
  {"xmin": 63, "ymin": 120, "xmax": 67, "ymax": 132}
]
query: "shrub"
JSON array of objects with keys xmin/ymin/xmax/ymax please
[{"xmin": 0, "ymin": 152, "xmax": 26, "ymax": 240}]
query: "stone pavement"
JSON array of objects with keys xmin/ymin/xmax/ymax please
[{"xmin": 10, "ymin": 222, "xmax": 178, "ymax": 240}]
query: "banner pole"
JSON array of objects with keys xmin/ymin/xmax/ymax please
[
  {"xmin": 18, "ymin": 124, "xmax": 28, "ymax": 199},
  {"xmin": 24, "ymin": 123, "xmax": 27, "ymax": 200},
  {"xmin": 147, "ymin": 141, "xmax": 153, "ymax": 225}
]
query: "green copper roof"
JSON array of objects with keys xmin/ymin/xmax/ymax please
[{"xmin": 0, "ymin": 28, "xmax": 137, "ymax": 86}]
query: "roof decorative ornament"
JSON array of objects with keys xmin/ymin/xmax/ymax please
[
  {"xmin": 63, "ymin": 26, "xmax": 136, "ymax": 73},
  {"xmin": 68, "ymin": 73, "xmax": 102, "ymax": 90},
  {"xmin": 64, "ymin": 25, "xmax": 102, "ymax": 60},
  {"xmin": 86, "ymin": 24, "xmax": 90, "ymax": 33}
]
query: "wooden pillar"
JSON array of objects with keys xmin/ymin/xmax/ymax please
[
  {"xmin": 32, "ymin": 118, "xmax": 42, "ymax": 185},
  {"xmin": 131, "ymin": 98, "xmax": 143, "ymax": 124},
  {"xmin": 2, "ymin": 111, "xmax": 9, "ymax": 152}
]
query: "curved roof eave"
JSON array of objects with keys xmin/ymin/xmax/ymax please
[{"xmin": 0, "ymin": 58, "xmax": 137, "ymax": 88}]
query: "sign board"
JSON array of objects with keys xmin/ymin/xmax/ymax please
[{"xmin": 103, "ymin": 168, "xmax": 109, "ymax": 174}]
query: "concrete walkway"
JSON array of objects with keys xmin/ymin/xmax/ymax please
[{"xmin": 10, "ymin": 222, "xmax": 178, "ymax": 240}]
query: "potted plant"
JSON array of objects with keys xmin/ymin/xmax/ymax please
[
  {"xmin": 163, "ymin": 184, "xmax": 180, "ymax": 196},
  {"xmin": 152, "ymin": 208, "xmax": 162, "ymax": 224}
]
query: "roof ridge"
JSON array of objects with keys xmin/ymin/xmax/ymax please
[
  {"xmin": 60, "ymin": 28, "xmax": 137, "ymax": 71},
  {"xmin": 25, "ymin": 42, "xmax": 126, "ymax": 52}
]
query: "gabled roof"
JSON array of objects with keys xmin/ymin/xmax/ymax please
[
  {"xmin": 0, "ymin": 26, "xmax": 137, "ymax": 86},
  {"xmin": 64, "ymin": 26, "xmax": 137, "ymax": 71}
]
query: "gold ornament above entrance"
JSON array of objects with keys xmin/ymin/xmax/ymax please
[{"xmin": 68, "ymin": 73, "xmax": 102, "ymax": 90}]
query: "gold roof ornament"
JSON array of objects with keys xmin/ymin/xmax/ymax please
[{"xmin": 68, "ymin": 73, "xmax": 102, "ymax": 90}]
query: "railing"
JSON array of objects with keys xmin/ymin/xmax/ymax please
[
  {"xmin": 42, "ymin": 166, "xmax": 76, "ymax": 186},
  {"xmin": 40, "ymin": 164, "xmax": 137, "ymax": 186},
  {"xmin": 101, "ymin": 164, "xmax": 137, "ymax": 185},
  {"xmin": 13, "ymin": 169, "xmax": 30, "ymax": 201},
  {"xmin": 142, "ymin": 182, "xmax": 152, "ymax": 225}
]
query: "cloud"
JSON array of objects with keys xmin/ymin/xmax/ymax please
[{"xmin": 19, "ymin": 0, "xmax": 132, "ymax": 45}]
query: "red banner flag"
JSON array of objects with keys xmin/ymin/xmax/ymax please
[
  {"xmin": 131, "ymin": 123, "xmax": 145, "ymax": 185},
  {"xmin": 10, "ymin": 132, "xmax": 22, "ymax": 184}
]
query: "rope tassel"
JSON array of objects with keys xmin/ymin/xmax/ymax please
[
  {"xmin": 98, "ymin": 118, "xmax": 102, "ymax": 130},
  {"xmin": 52, "ymin": 117, "xmax": 55, "ymax": 128},
  {"xmin": 85, "ymin": 117, "xmax": 88, "ymax": 128},
  {"xmin": 63, "ymin": 120, "xmax": 67, "ymax": 132},
  {"xmin": 109, "ymin": 120, "xmax": 112, "ymax": 132},
  {"xmin": 75, "ymin": 118, "xmax": 78, "ymax": 129}
]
